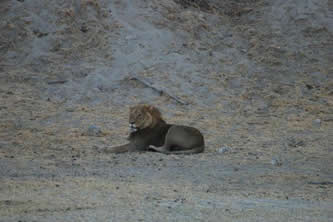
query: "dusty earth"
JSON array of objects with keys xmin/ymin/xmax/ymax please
[{"xmin": 0, "ymin": 0, "xmax": 332, "ymax": 221}]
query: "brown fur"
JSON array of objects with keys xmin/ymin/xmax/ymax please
[{"xmin": 106, "ymin": 104, "xmax": 205, "ymax": 154}]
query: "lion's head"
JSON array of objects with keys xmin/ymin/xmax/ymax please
[{"xmin": 128, "ymin": 104, "xmax": 164, "ymax": 132}]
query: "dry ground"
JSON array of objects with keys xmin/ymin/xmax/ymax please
[{"xmin": 0, "ymin": 0, "xmax": 332, "ymax": 221}]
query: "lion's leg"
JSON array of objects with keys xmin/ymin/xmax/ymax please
[{"xmin": 105, "ymin": 143, "xmax": 130, "ymax": 153}]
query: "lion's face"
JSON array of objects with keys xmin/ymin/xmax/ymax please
[{"xmin": 128, "ymin": 105, "xmax": 162, "ymax": 132}]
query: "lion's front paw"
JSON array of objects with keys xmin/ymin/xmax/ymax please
[
  {"xmin": 149, "ymin": 145, "xmax": 165, "ymax": 153},
  {"xmin": 149, "ymin": 145, "xmax": 162, "ymax": 152},
  {"xmin": 149, "ymin": 145, "xmax": 157, "ymax": 149}
]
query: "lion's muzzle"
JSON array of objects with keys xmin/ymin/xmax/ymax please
[{"xmin": 129, "ymin": 123, "xmax": 138, "ymax": 132}]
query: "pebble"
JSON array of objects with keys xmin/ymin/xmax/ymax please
[
  {"xmin": 287, "ymin": 137, "xmax": 305, "ymax": 147},
  {"xmin": 87, "ymin": 125, "xmax": 103, "ymax": 137},
  {"xmin": 217, "ymin": 146, "xmax": 231, "ymax": 154},
  {"xmin": 271, "ymin": 157, "xmax": 282, "ymax": 166},
  {"xmin": 313, "ymin": 119, "xmax": 321, "ymax": 127},
  {"xmin": 65, "ymin": 107, "xmax": 76, "ymax": 112}
]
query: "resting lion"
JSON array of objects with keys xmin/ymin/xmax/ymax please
[{"xmin": 107, "ymin": 104, "xmax": 205, "ymax": 154}]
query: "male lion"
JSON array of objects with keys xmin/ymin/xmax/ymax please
[{"xmin": 107, "ymin": 104, "xmax": 204, "ymax": 154}]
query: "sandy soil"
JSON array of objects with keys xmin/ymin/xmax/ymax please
[{"xmin": 0, "ymin": 0, "xmax": 332, "ymax": 221}]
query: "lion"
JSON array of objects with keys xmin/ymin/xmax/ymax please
[{"xmin": 106, "ymin": 104, "xmax": 205, "ymax": 154}]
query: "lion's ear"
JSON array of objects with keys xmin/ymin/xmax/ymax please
[{"xmin": 141, "ymin": 104, "xmax": 151, "ymax": 112}]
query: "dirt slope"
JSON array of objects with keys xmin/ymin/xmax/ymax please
[{"xmin": 0, "ymin": 0, "xmax": 332, "ymax": 221}]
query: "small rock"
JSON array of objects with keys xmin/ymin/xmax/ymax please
[
  {"xmin": 4, "ymin": 200, "xmax": 11, "ymax": 205},
  {"xmin": 271, "ymin": 157, "xmax": 282, "ymax": 166},
  {"xmin": 33, "ymin": 29, "xmax": 48, "ymax": 38},
  {"xmin": 80, "ymin": 24, "xmax": 88, "ymax": 33},
  {"xmin": 86, "ymin": 125, "xmax": 103, "ymax": 137},
  {"xmin": 66, "ymin": 107, "xmax": 76, "ymax": 112},
  {"xmin": 125, "ymin": 35, "xmax": 137, "ymax": 40},
  {"xmin": 217, "ymin": 146, "xmax": 231, "ymax": 154},
  {"xmin": 313, "ymin": 119, "xmax": 321, "ymax": 127},
  {"xmin": 306, "ymin": 84, "xmax": 314, "ymax": 90},
  {"xmin": 14, "ymin": 119, "xmax": 23, "ymax": 130},
  {"xmin": 287, "ymin": 137, "xmax": 305, "ymax": 147}
]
